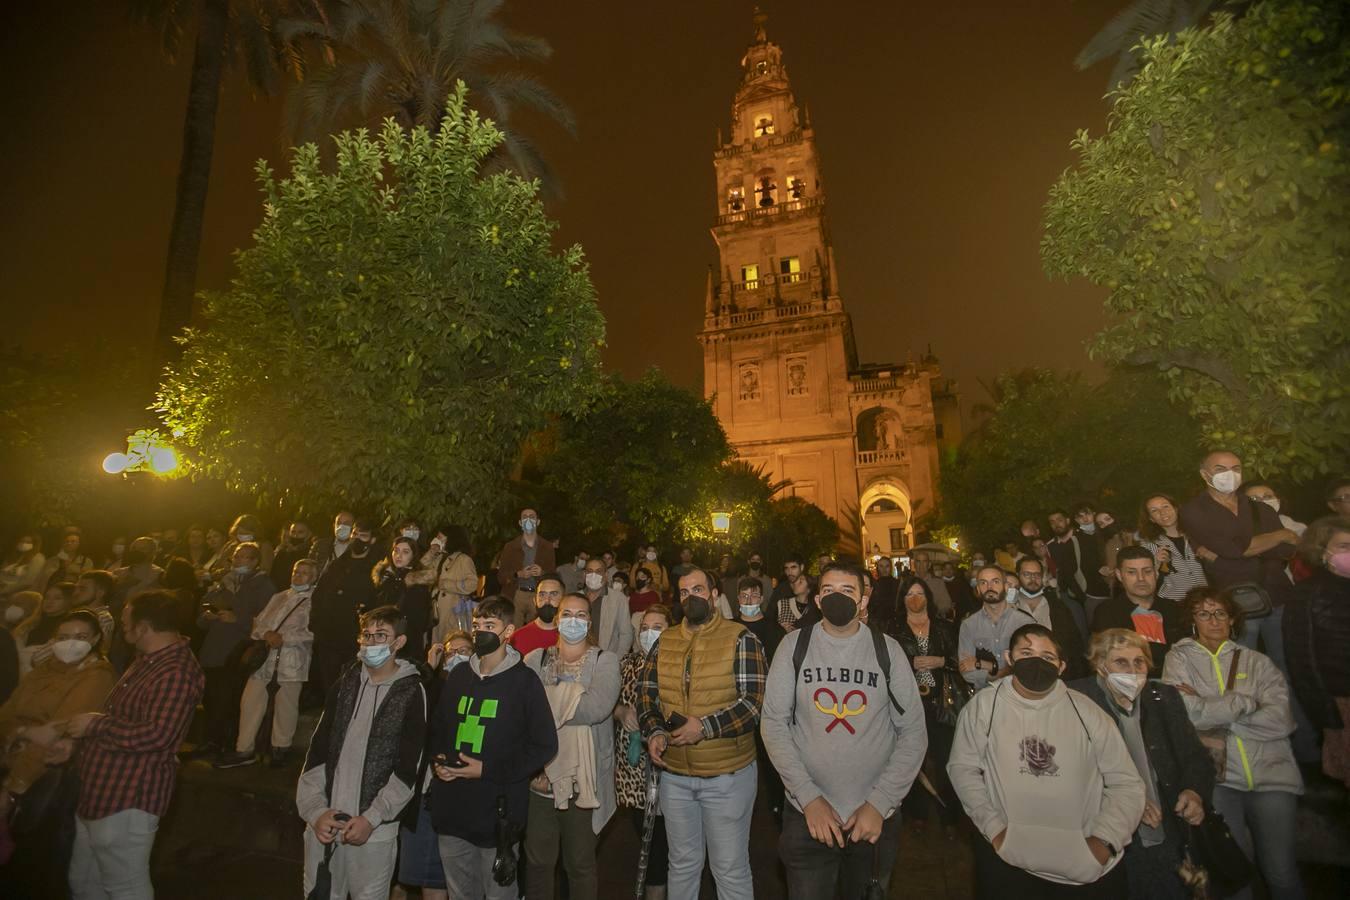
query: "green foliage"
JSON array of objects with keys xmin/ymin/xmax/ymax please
[
  {"xmin": 156, "ymin": 83, "xmax": 605, "ymax": 531},
  {"xmin": 941, "ymin": 369, "xmax": 1202, "ymax": 552},
  {"xmin": 1044, "ymin": 1, "xmax": 1350, "ymax": 482},
  {"xmin": 755, "ymin": 496, "xmax": 840, "ymax": 570},
  {"xmin": 531, "ymin": 368, "xmax": 734, "ymax": 549}
]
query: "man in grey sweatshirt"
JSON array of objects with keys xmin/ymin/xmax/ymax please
[
  {"xmin": 948, "ymin": 623, "xmax": 1145, "ymax": 899},
  {"xmin": 296, "ymin": 606, "xmax": 427, "ymax": 900},
  {"xmin": 760, "ymin": 562, "xmax": 927, "ymax": 899}
]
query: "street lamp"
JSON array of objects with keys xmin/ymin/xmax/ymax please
[
  {"xmin": 102, "ymin": 429, "xmax": 180, "ymax": 476},
  {"xmin": 711, "ymin": 509, "xmax": 732, "ymax": 535}
]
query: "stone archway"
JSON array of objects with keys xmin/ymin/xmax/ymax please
[{"xmin": 859, "ymin": 478, "xmax": 913, "ymax": 557}]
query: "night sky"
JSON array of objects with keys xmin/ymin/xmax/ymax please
[{"xmin": 1, "ymin": 1, "xmax": 1116, "ymax": 418}]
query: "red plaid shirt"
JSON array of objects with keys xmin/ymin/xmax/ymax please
[{"xmin": 77, "ymin": 637, "xmax": 204, "ymax": 820}]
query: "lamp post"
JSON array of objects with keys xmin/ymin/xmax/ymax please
[
  {"xmin": 102, "ymin": 428, "xmax": 181, "ymax": 476},
  {"xmin": 711, "ymin": 509, "xmax": 732, "ymax": 536}
]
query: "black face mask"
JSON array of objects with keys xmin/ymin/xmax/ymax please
[
  {"xmin": 536, "ymin": 603, "xmax": 558, "ymax": 624},
  {"xmin": 124, "ymin": 549, "xmax": 149, "ymax": 566},
  {"xmin": 683, "ymin": 595, "xmax": 711, "ymax": 626},
  {"xmin": 473, "ymin": 631, "xmax": 502, "ymax": 657},
  {"xmin": 350, "ymin": 539, "xmax": 371, "ymax": 558},
  {"xmin": 749, "ymin": 562, "xmax": 762, "ymax": 571},
  {"xmin": 1012, "ymin": 656, "xmax": 1060, "ymax": 692},
  {"xmin": 819, "ymin": 592, "xmax": 857, "ymax": 627}
]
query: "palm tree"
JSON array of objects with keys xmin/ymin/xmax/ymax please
[
  {"xmin": 1075, "ymin": 0, "xmax": 1241, "ymax": 89},
  {"xmin": 281, "ymin": 0, "xmax": 576, "ymax": 194},
  {"xmin": 133, "ymin": 0, "xmax": 317, "ymax": 365}
]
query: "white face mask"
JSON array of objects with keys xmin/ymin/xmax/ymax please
[
  {"xmin": 611, "ymin": 581, "xmax": 625, "ymax": 593},
  {"xmin": 4, "ymin": 605, "xmax": 25, "ymax": 624},
  {"xmin": 335, "ymin": 524, "xmax": 353, "ymax": 541},
  {"xmin": 1207, "ymin": 470, "xmax": 1241, "ymax": 494},
  {"xmin": 1257, "ymin": 496, "xmax": 1280, "ymax": 513},
  {"xmin": 639, "ymin": 629, "xmax": 662, "ymax": 654},
  {"xmin": 583, "ymin": 572, "xmax": 605, "ymax": 591},
  {"xmin": 236, "ymin": 533, "xmax": 255, "ymax": 544},
  {"xmin": 431, "ymin": 537, "xmax": 446, "ymax": 552},
  {"xmin": 645, "ymin": 551, "xmax": 658, "ymax": 562},
  {"xmin": 52, "ymin": 639, "xmax": 93, "ymax": 665},
  {"xmin": 1020, "ymin": 587, "xmax": 1044, "ymax": 599},
  {"xmin": 1107, "ymin": 671, "xmax": 1146, "ymax": 700},
  {"xmin": 1078, "ymin": 523, "xmax": 1096, "ymax": 534},
  {"xmin": 446, "ymin": 653, "xmax": 470, "ymax": 671},
  {"xmin": 402, "ymin": 528, "xmax": 420, "ymax": 541},
  {"xmin": 17, "ymin": 542, "xmax": 33, "ymax": 553}
]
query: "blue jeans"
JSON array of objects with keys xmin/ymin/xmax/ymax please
[
  {"xmin": 659, "ymin": 761, "xmax": 757, "ymax": 900},
  {"xmin": 1212, "ymin": 786, "xmax": 1305, "ymax": 900}
]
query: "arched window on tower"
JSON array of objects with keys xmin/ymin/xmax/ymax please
[
  {"xmin": 727, "ymin": 187, "xmax": 745, "ymax": 214},
  {"xmin": 787, "ymin": 176, "xmax": 805, "ymax": 201},
  {"xmin": 753, "ymin": 113, "xmax": 775, "ymax": 137}
]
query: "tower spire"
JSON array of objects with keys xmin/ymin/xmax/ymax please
[{"xmin": 753, "ymin": 6, "xmax": 768, "ymax": 43}]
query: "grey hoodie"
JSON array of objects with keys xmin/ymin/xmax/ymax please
[
  {"xmin": 947, "ymin": 680, "xmax": 1145, "ymax": 886},
  {"xmin": 296, "ymin": 658, "xmax": 423, "ymax": 841},
  {"xmin": 760, "ymin": 624, "xmax": 927, "ymax": 820},
  {"xmin": 1161, "ymin": 638, "xmax": 1302, "ymax": 795}
]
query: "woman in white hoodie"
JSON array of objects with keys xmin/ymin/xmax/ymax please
[{"xmin": 1162, "ymin": 586, "xmax": 1305, "ymax": 900}]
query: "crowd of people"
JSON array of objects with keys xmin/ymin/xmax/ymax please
[{"xmin": 0, "ymin": 454, "xmax": 1345, "ymax": 900}]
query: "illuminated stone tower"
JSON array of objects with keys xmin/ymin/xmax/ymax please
[{"xmin": 698, "ymin": 10, "xmax": 960, "ymax": 555}]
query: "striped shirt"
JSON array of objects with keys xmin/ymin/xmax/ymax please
[
  {"xmin": 77, "ymin": 637, "xmax": 204, "ymax": 820},
  {"xmin": 1139, "ymin": 533, "xmax": 1208, "ymax": 601}
]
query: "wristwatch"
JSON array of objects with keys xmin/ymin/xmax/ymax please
[{"xmin": 1099, "ymin": 838, "xmax": 1118, "ymax": 859}]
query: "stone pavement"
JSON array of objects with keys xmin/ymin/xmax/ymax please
[{"xmin": 150, "ymin": 709, "xmax": 1346, "ymax": 898}]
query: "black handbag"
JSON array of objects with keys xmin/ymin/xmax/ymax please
[
  {"xmin": 8, "ymin": 766, "xmax": 68, "ymax": 835},
  {"xmin": 1184, "ymin": 806, "xmax": 1252, "ymax": 899},
  {"xmin": 935, "ymin": 665, "xmax": 973, "ymax": 728}
]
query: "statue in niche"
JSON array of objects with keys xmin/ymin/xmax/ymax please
[
  {"xmin": 786, "ymin": 355, "xmax": 808, "ymax": 396},
  {"xmin": 738, "ymin": 361, "xmax": 761, "ymax": 401},
  {"xmin": 873, "ymin": 411, "xmax": 902, "ymax": 451}
]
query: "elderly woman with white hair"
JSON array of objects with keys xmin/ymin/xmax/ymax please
[{"xmin": 1070, "ymin": 628, "xmax": 1212, "ymax": 900}]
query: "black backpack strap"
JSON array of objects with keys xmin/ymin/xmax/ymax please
[
  {"xmin": 790, "ymin": 620, "xmax": 815, "ymax": 725},
  {"xmin": 869, "ymin": 625, "xmax": 905, "ymax": 717}
]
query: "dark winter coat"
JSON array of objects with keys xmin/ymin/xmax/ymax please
[{"xmin": 1284, "ymin": 568, "xmax": 1350, "ymax": 731}]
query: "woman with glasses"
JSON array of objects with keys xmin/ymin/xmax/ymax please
[
  {"xmin": 1162, "ymin": 586, "xmax": 1304, "ymax": 899},
  {"xmin": 1138, "ymin": 494, "xmax": 1208, "ymax": 602},
  {"xmin": 521, "ymin": 592, "xmax": 621, "ymax": 900}
]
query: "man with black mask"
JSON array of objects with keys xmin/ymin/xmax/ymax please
[
  {"xmin": 637, "ymin": 568, "xmax": 766, "ymax": 900},
  {"xmin": 309, "ymin": 518, "xmax": 378, "ymax": 693},
  {"xmin": 949, "ymin": 623, "xmax": 1145, "ymax": 899},
  {"xmin": 761, "ymin": 562, "xmax": 926, "ymax": 898}
]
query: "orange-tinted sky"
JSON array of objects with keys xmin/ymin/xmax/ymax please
[{"xmin": 1, "ymin": 1, "xmax": 1115, "ymax": 412}]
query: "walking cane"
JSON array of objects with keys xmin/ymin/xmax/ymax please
[{"xmin": 633, "ymin": 764, "xmax": 662, "ymax": 899}]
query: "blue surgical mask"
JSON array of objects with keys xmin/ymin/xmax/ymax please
[
  {"xmin": 446, "ymin": 653, "xmax": 469, "ymax": 671},
  {"xmin": 739, "ymin": 604, "xmax": 762, "ymax": 618},
  {"xmin": 520, "ymin": 519, "xmax": 537, "ymax": 534},
  {"xmin": 233, "ymin": 565, "xmax": 253, "ymax": 577},
  {"xmin": 361, "ymin": 644, "xmax": 392, "ymax": 667},
  {"xmin": 639, "ymin": 629, "xmax": 661, "ymax": 654},
  {"xmin": 559, "ymin": 617, "xmax": 590, "ymax": 644},
  {"xmin": 335, "ymin": 524, "xmax": 353, "ymax": 541},
  {"xmin": 402, "ymin": 528, "xmax": 420, "ymax": 541}
]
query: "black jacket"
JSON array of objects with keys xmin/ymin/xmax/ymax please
[
  {"xmin": 373, "ymin": 566, "xmax": 432, "ymax": 660},
  {"xmin": 1070, "ymin": 677, "xmax": 1214, "ymax": 850},
  {"xmin": 894, "ymin": 609, "xmax": 959, "ymax": 716},
  {"xmin": 1091, "ymin": 595, "xmax": 1186, "ymax": 676},
  {"xmin": 1023, "ymin": 588, "xmax": 1090, "ymax": 681},
  {"xmin": 309, "ymin": 550, "xmax": 377, "ymax": 641},
  {"xmin": 1284, "ymin": 568, "xmax": 1350, "ymax": 731}
]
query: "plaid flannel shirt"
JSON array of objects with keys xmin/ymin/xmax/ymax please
[
  {"xmin": 637, "ymin": 629, "xmax": 766, "ymax": 741},
  {"xmin": 77, "ymin": 637, "xmax": 204, "ymax": 820}
]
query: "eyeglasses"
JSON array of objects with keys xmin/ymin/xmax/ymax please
[
  {"xmin": 359, "ymin": 631, "xmax": 394, "ymax": 644},
  {"xmin": 1194, "ymin": 610, "xmax": 1230, "ymax": 622},
  {"xmin": 1331, "ymin": 495, "xmax": 1350, "ymax": 505}
]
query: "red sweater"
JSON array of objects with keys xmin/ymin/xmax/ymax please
[{"xmin": 511, "ymin": 621, "xmax": 560, "ymax": 657}]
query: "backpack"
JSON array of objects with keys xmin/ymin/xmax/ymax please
[{"xmin": 789, "ymin": 620, "xmax": 905, "ymax": 724}]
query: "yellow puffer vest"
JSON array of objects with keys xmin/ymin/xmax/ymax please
[{"xmin": 656, "ymin": 611, "xmax": 757, "ymax": 777}]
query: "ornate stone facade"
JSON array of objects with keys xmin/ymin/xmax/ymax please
[{"xmin": 698, "ymin": 12, "xmax": 961, "ymax": 555}]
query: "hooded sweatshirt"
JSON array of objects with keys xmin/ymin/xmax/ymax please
[
  {"xmin": 1161, "ymin": 637, "xmax": 1302, "ymax": 795},
  {"xmin": 760, "ymin": 624, "xmax": 927, "ymax": 820},
  {"xmin": 947, "ymin": 680, "xmax": 1145, "ymax": 886},
  {"xmin": 428, "ymin": 645, "xmax": 559, "ymax": 847},
  {"xmin": 296, "ymin": 657, "xmax": 425, "ymax": 842}
]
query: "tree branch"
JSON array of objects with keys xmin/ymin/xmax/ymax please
[{"xmin": 1121, "ymin": 347, "xmax": 1249, "ymax": 398}]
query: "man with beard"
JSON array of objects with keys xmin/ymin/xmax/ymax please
[
  {"xmin": 309, "ymin": 519, "xmax": 378, "ymax": 693},
  {"xmin": 948, "ymin": 624, "xmax": 1144, "ymax": 899},
  {"xmin": 1090, "ymin": 548, "xmax": 1186, "ymax": 677},
  {"xmin": 1047, "ymin": 509, "xmax": 1108, "ymax": 623},
  {"xmin": 957, "ymin": 567, "xmax": 1034, "ymax": 690},
  {"xmin": 638, "ymin": 568, "xmax": 766, "ymax": 900}
]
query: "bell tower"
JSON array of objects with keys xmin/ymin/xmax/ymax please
[{"xmin": 699, "ymin": 8, "xmax": 859, "ymax": 530}]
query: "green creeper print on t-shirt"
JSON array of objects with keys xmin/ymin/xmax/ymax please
[{"xmin": 456, "ymin": 696, "xmax": 499, "ymax": 753}]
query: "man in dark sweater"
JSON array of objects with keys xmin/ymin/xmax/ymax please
[
  {"xmin": 430, "ymin": 597, "xmax": 557, "ymax": 900},
  {"xmin": 309, "ymin": 519, "xmax": 378, "ymax": 693},
  {"xmin": 1091, "ymin": 548, "xmax": 1186, "ymax": 677},
  {"xmin": 297, "ymin": 605, "xmax": 426, "ymax": 900}
]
